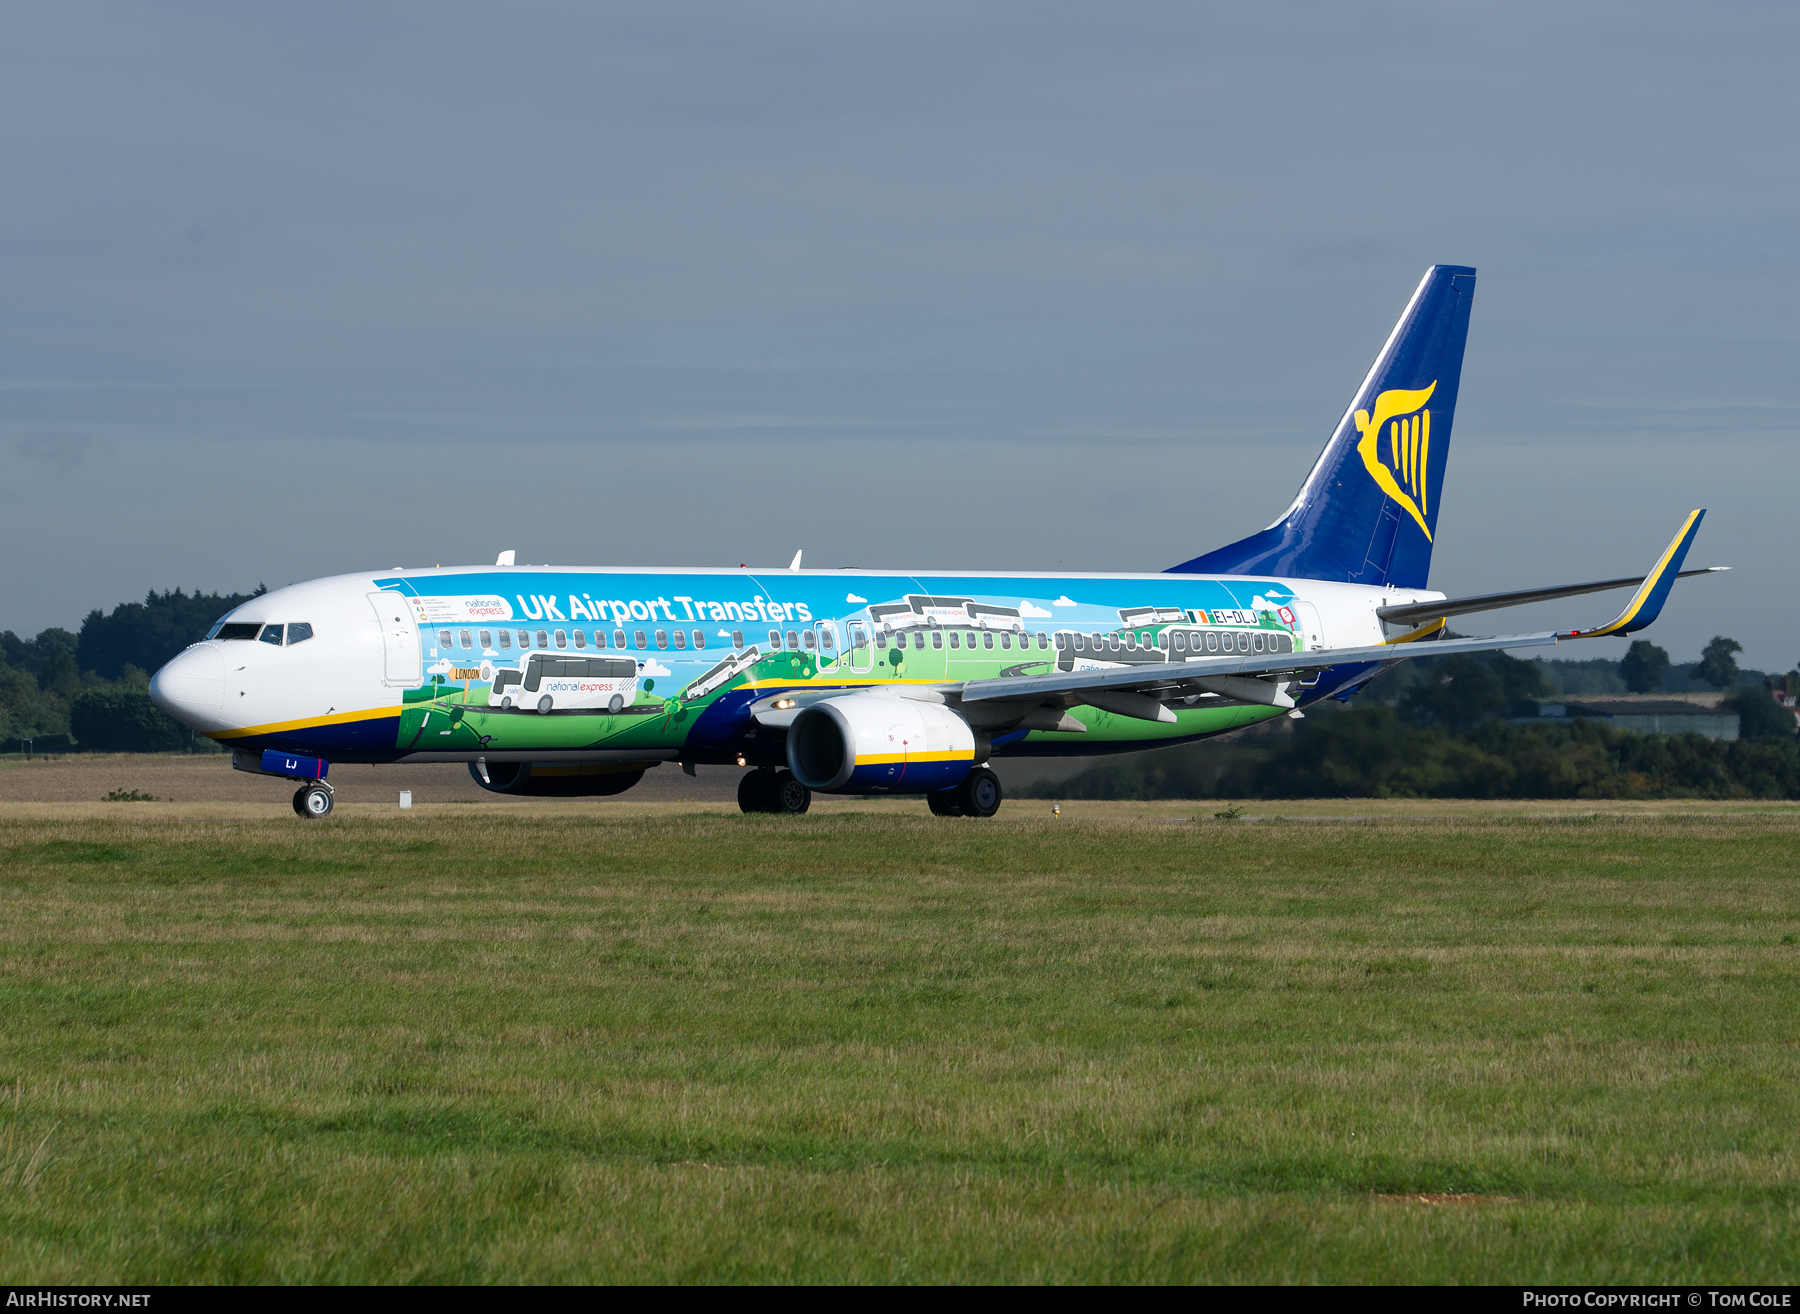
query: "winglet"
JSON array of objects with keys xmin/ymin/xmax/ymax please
[{"xmin": 1569, "ymin": 510, "xmax": 1706, "ymax": 639}]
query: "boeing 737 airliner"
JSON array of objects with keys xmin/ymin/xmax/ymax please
[{"xmin": 149, "ymin": 266, "xmax": 1720, "ymax": 818}]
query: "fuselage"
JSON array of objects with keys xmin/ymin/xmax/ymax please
[{"xmin": 149, "ymin": 564, "xmax": 1441, "ymax": 774}]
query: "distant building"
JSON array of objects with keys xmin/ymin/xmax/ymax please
[{"xmin": 1534, "ymin": 696, "xmax": 1739, "ymax": 740}]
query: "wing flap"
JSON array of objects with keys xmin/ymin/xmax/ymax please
[{"xmin": 959, "ymin": 631, "xmax": 1559, "ymax": 706}]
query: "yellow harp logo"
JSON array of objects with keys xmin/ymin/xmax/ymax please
[{"xmin": 1354, "ymin": 381, "xmax": 1437, "ymax": 541}]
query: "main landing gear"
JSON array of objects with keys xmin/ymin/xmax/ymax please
[
  {"xmin": 737, "ymin": 767, "xmax": 811, "ymax": 814},
  {"xmin": 291, "ymin": 781, "xmax": 334, "ymax": 818},
  {"xmin": 926, "ymin": 767, "xmax": 1003, "ymax": 819}
]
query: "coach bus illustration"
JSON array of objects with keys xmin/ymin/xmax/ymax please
[
  {"xmin": 1118, "ymin": 606, "xmax": 1188, "ymax": 627},
  {"xmin": 488, "ymin": 654, "xmax": 640, "ymax": 714},
  {"xmin": 867, "ymin": 595, "xmax": 1024, "ymax": 633},
  {"xmin": 682, "ymin": 646, "xmax": 763, "ymax": 702}
]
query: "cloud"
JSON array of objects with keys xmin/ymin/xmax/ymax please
[
  {"xmin": 15, "ymin": 429, "xmax": 95, "ymax": 472},
  {"xmin": 1054, "ymin": 596, "xmax": 1077, "ymax": 607},
  {"xmin": 846, "ymin": 592, "xmax": 867, "ymax": 604},
  {"xmin": 1019, "ymin": 601, "xmax": 1052, "ymax": 617},
  {"xmin": 426, "ymin": 659, "xmax": 452, "ymax": 675},
  {"xmin": 640, "ymin": 660, "xmax": 672, "ymax": 677}
]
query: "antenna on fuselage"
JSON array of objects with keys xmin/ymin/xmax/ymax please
[
  {"xmin": 496, "ymin": 549, "xmax": 516, "ymax": 566},
  {"xmin": 789, "ymin": 549, "xmax": 803, "ymax": 572}
]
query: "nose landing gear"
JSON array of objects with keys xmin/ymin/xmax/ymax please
[{"xmin": 291, "ymin": 781, "xmax": 334, "ymax": 818}]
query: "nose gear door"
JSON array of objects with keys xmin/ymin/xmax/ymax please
[{"xmin": 367, "ymin": 591, "xmax": 422, "ymax": 686}]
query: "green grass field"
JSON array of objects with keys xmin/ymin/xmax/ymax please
[{"xmin": 3, "ymin": 802, "xmax": 1799, "ymax": 1283}]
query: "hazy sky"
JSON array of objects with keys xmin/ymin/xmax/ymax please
[{"xmin": 4, "ymin": 3, "xmax": 1795, "ymax": 668}]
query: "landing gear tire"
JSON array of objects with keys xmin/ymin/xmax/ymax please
[
  {"xmin": 772, "ymin": 770, "xmax": 811, "ymax": 815},
  {"xmin": 927, "ymin": 789, "xmax": 963, "ymax": 817},
  {"xmin": 956, "ymin": 767, "xmax": 1002, "ymax": 819},
  {"xmin": 292, "ymin": 785, "xmax": 311, "ymax": 817},
  {"xmin": 738, "ymin": 769, "xmax": 777, "ymax": 814},
  {"xmin": 537, "ymin": 695, "xmax": 553, "ymax": 715},
  {"xmin": 299, "ymin": 784, "xmax": 334, "ymax": 819}
]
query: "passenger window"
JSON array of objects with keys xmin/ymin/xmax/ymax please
[
  {"xmin": 518, "ymin": 630, "xmax": 530, "ymax": 649},
  {"xmin": 550, "ymin": 630, "xmax": 563, "ymax": 649},
  {"xmin": 478, "ymin": 630, "xmax": 491, "ymax": 650},
  {"xmin": 1000, "ymin": 633, "xmax": 1011, "ymax": 649},
  {"xmin": 1252, "ymin": 633, "xmax": 1264, "ymax": 653},
  {"xmin": 287, "ymin": 622, "xmax": 313, "ymax": 645},
  {"xmin": 614, "ymin": 630, "xmax": 627, "ymax": 650},
  {"xmin": 574, "ymin": 630, "xmax": 586, "ymax": 649},
  {"xmin": 673, "ymin": 630, "xmax": 686, "ymax": 649},
  {"xmin": 499, "ymin": 630, "xmax": 511, "ymax": 649},
  {"xmin": 1238, "ymin": 633, "xmax": 1250, "ymax": 652},
  {"xmin": 635, "ymin": 630, "xmax": 647, "ymax": 650},
  {"xmin": 932, "ymin": 631, "xmax": 943, "ymax": 650},
  {"xmin": 260, "ymin": 624, "xmax": 285, "ymax": 645},
  {"xmin": 537, "ymin": 630, "xmax": 549, "ymax": 648},
  {"xmin": 852, "ymin": 631, "xmax": 867, "ymax": 650},
  {"xmin": 693, "ymin": 630, "xmax": 705, "ymax": 649},
  {"xmin": 733, "ymin": 630, "xmax": 745, "ymax": 649},
  {"xmin": 1173, "ymin": 633, "xmax": 1186, "ymax": 652},
  {"xmin": 785, "ymin": 630, "xmax": 799, "ymax": 650},
  {"xmin": 802, "ymin": 631, "xmax": 815, "ymax": 651},
  {"xmin": 460, "ymin": 630, "xmax": 472, "ymax": 649},
  {"xmin": 438, "ymin": 631, "xmax": 453, "ymax": 649},
  {"xmin": 984, "ymin": 633, "xmax": 994, "ymax": 649},
  {"xmin": 1037, "ymin": 633, "xmax": 1048, "ymax": 650},
  {"xmin": 949, "ymin": 632, "xmax": 960, "ymax": 649}
]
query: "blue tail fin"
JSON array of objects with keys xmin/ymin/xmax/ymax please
[{"xmin": 1169, "ymin": 264, "xmax": 1477, "ymax": 588}]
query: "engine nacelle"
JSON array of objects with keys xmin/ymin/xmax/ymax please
[
  {"xmin": 468, "ymin": 761, "xmax": 649, "ymax": 797},
  {"xmin": 787, "ymin": 697, "xmax": 988, "ymax": 794}
]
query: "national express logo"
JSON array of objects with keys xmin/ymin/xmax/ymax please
[{"xmin": 1353, "ymin": 380, "xmax": 1437, "ymax": 541}]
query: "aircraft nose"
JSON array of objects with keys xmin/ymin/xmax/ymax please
[{"xmin": 149, "ymin": 645, "xmax": 227, "ymax": 730}]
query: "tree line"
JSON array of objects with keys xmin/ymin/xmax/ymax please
[{"xmin": 1, "ymin": 587, "xmax": 263, "ymax": 753}]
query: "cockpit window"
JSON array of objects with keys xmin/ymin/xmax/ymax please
[
  {"xmin": 260, "ymin": 624, "xmax": 285, "ymax": 645},
  {"xmin": 214, "ymin": 623, "xmax": 262, "ymax": 641},
  {"xmin": 287, "ymin": 623, "xmax": 314, "ymax": 645}
]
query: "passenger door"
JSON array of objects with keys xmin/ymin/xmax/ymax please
[{"xmin": 367, "ymin": 591, "xmax": 422, "ymax": 686}]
